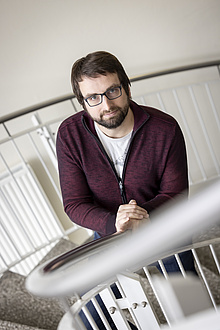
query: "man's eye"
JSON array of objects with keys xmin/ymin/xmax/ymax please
[
  {"xmin": 108, "ymin": 88, "xmax": 117, "ymax": 94},
  {"xmin": 89, "ymin": 95, "xmax": 98, "ymax": 101}
]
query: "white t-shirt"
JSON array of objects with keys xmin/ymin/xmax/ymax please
[{"xmin": 95, "ymin": 123, "xmax": 132, "ymax": 179}]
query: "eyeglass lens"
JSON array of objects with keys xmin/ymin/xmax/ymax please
[{"xmin": 86, "ymin": 86, "xmax": 121, "ymax": 107}]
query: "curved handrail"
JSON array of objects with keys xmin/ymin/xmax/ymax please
[
  {"xmin": 26, "ymin": 179, "xmax": 220, "ymax": 298},
  {"xmin": 129, "ymin": 59, "xmax": 220, "ymax": 82},
  {"xmin": 43, "ymin": 232, "xmax": 127, "ymax": 273},
  {"xmin": 44, "ymin": 234, "xmax": 220, "ymax": 274},
  {"xmin": 1, "ymin": 60, "xmax": 219, "ymax": 124}
]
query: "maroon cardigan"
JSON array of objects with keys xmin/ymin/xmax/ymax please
[{"xmin": 56, "ymin": 101, "xmax": 188, "ymax": 237}]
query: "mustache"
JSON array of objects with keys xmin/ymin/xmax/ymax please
[{"xmin": 101, "ymin": 107, "xmax": 121, "ymax": 115}]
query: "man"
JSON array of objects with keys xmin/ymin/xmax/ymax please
[{"xmin": 56, "ymin": 51, "xmax": 194, "ymax": 272}]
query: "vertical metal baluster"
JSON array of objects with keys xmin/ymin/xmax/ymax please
[
  {"xmin": 143, "ymin": 266, "xmax": 171, "ymax": 327},
  {"xmin": 192, "ymin": 248, "xmax": 218, "ymax": 311},
  {"xmin": 174, "ymin": 254, "xmax": 187, "ymax": 278},
  {"xmin": 209, "ymin": 244, "xmax": 220, "ymax": 275}
]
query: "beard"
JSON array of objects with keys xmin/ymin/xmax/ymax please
[{"xmin": 86, "ymin": 98, "xmax": 130, "ymax": 129}]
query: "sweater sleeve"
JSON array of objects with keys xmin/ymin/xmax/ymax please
[
  {"xmin": 141, "ymin": 122, "xmax": 189, "ymax": 213},
  {"xmin": 56, "ymin": 131, "xmax": 116, "ymax": 236}
]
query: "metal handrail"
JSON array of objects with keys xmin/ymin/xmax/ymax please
[
  {"xmin": 1, "ymin": 60, "xmax": 219, "ymax": 124},
  {"xmin": 130, "ymin": 60, "xmax": 220, "ymax": 82},
  {"xmin": 43, "ymin": 232, "xmax": 127, "ymax": 273},
  {"xmin": 44, "ymin": 234, "xmax": 220, "ymax": 274},
  {"xmin": 26, "ymin": 179, "xmax": 220, "ymax": 298}
]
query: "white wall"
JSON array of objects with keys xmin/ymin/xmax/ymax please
[{"xmin": 0, "ymin": 0, "xmax": 219, "ymax": 118}]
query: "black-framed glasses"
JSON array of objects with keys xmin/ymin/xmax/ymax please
[{"xmin": 84, "ymin": 85, "xmax": 122, "ymax": 107}]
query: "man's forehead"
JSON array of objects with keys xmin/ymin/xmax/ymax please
[
  {"xmin": 81, "ymin": 72, "xmax": 119, "ymax": 83},
  {"xmin": 79, "ymin": 73, "xmax": 120, "ymax": 95}
]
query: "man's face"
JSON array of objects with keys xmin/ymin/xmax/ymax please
[{"xmin": 79, "ymin": 73, "xmax": 130, "ymax": 129}]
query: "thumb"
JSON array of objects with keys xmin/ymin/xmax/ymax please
[{"xmin": 129, "ymin": 199, "xmax": 137, "ymax": 205}]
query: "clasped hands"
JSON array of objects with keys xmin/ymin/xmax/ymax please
[{"xmin": 116, "ymin": 199, "xmax": 150, "ymax": 233}]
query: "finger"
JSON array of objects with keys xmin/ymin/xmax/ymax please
[
  {"xmin": 125, "ymin": 212, "xmax": 145, "ymax": 219},
  {"xmin": 119, "ymin": 204, "xmax": 147, "ymax": 215},
  {"xmin": 129, "ymin": 199, "xmax": 137, "ymax": 205}
]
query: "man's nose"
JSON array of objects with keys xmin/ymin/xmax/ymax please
[{"xmin": 102, "ymin": 95, "xmax": 112, "ymax": 109}]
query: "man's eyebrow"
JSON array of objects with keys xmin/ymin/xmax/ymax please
[
  {"xmin": 84, "ymin": 92, "xmax": 98, "ymax": 99},
  {"xmin": 84, "ymin": 83, "xmax": 120, "ymax": 99},
  {"xmin": 106, "ymin": 83, "xmax": 121, "ymax": 90}
]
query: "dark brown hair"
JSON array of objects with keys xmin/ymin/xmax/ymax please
[{"xmin": 71, "ymin": 51, "xmax": 131, "ymax": 105}]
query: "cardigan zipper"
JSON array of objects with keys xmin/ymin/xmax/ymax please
[{"xmin": 119, "ymin": 180, "xmax": 127, "ymax": 204}]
